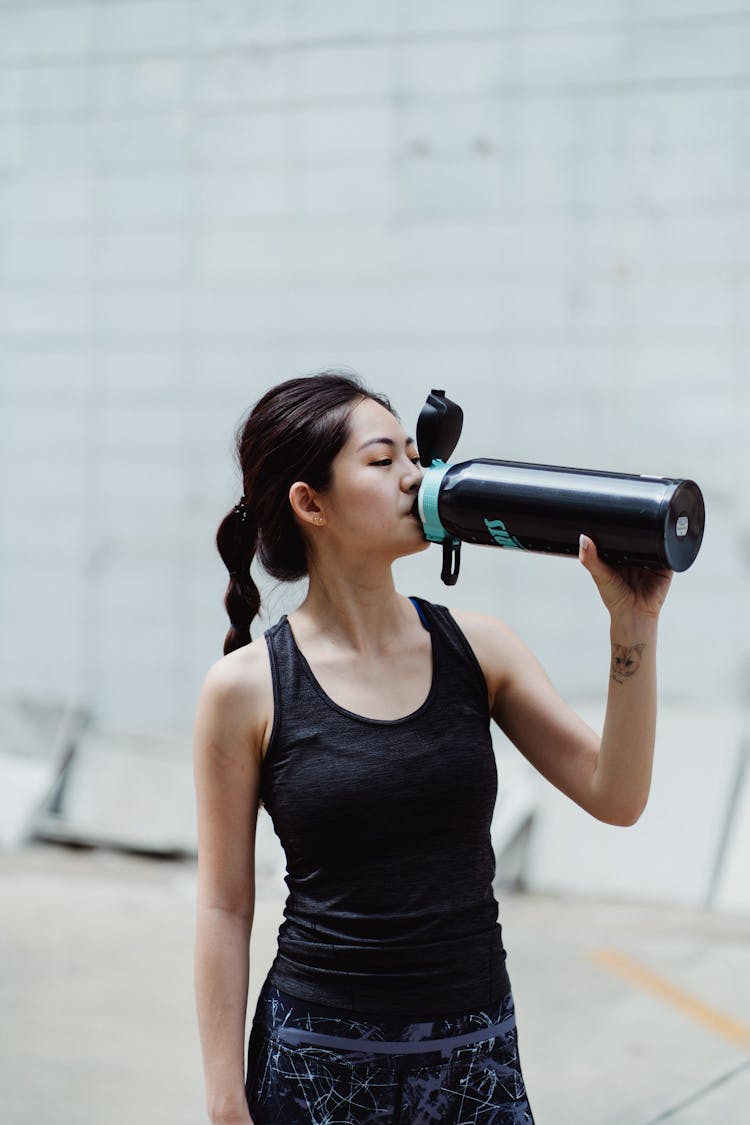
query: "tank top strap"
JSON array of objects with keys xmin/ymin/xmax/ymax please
[
  {"xmin": 408, "ymin": 595, "xmax": 490, "ymax": 719},
  {"xmin": 262, "ymin": 614, "xmax": 310, "ymax": 745}
]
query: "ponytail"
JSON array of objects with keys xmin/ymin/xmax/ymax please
[{"xmin": 216, "ymin": 498, "xmax": 261, "ymax": 655}]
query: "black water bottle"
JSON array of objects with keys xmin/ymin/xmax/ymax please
[{"xmin": 414, "ymin": 390, "xmax": 705, "ymax": 586}]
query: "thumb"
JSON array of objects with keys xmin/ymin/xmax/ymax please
[{"xmin": 578, "ymin": 533, "xmax": 620, "ymax": 594}]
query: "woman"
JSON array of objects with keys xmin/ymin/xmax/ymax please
[{"xmin": 193, "ymin": 371, "xmax": 671, "ymax": 1125}]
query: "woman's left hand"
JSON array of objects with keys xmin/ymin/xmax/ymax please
[{"xmin": 578, "ymin": 534, "xmax": 673, "ymax": 623}]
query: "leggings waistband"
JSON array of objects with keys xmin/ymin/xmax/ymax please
[
  {"xmin": 275, "ymin": 1019, "xmax": 510, "ymax": 1055},
  {"xmin": 254, "ymin": 980, "xmax": 518, "ymax": 1066}
]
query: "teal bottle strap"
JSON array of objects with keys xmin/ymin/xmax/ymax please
[{"xmin": 417, "ymin": 460, "xmax": 451, "ymax": 542}]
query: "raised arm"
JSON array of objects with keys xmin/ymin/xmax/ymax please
[
  {"xmin": 575, "ymin": 532, "xmax": 672, "ymax": 824},
  {"xmin": 193, "ymin": 646, "xmax": 272, "ymax": 1125},
  {"xmin": 452, "ymin": 536, "xmax": 672, "ymax": 828}
]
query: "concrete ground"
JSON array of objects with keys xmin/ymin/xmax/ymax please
[{"xmin": 1, "ymin": 844, "xmax": 748, "ymax": 1125}]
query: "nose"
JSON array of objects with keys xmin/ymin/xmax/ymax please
[{"xmin": 403, "ymin": 461, "xmax": 423, "ymax": 493}]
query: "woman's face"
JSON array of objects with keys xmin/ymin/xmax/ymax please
[{"xmin": 320, "ymin": 397, "xmax": 429, "ymax": 561}]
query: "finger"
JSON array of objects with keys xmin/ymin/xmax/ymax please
[
  {"xmin": 579, "ymin": 533, "xmax": 625, "ymax": 596},
  {"xmin": 579, "ymin": 533, "xmax": 610, "ymax": 575}
]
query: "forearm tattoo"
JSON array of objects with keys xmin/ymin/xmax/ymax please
[{"xmin": 611, "ymin": 642, "xmax": 646, "ymax": 684}]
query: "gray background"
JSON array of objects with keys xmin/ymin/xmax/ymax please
[{"xmin": 1, "ymin": 0, "xmax": 747, "ymax": 731}]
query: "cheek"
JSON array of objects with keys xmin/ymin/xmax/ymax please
[
  {"xmin": 330, "ymin": 491, "xmax": 389, "ymax": 535},
  {"xmin": 346, "ymin": 478, "xmax": 391, "ymax": 516}
]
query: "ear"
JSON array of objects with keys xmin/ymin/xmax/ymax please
[{"xmin": 289, "ymin": 481, "xmax": 326, "ymax": 528}]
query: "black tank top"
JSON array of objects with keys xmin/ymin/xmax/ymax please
[{"xmin": 260, "ymin": 595, "xmax": 510, "ymax": 1015}]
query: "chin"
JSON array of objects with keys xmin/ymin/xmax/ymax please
[{"xmin": 401, "ymin": 536, "xmax": 431, "ymax": 558}]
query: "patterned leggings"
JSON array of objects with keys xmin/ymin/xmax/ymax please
[{"xmin": 245, "ymin": 980, "xmax": 535, "ymax": 1125}]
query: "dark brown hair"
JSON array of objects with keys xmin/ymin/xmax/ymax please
[{"xmin": 216, "ymin": 370, "xmax": 393, "ymax": 654}]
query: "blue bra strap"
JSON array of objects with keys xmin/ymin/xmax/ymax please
[{"xmin": 409, "ymin": 596, "xmax": 431, "ymax": 632}]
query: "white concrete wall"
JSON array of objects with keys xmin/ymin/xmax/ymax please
[
  {"xmin": 517, "ymin": 705, "xmax": 748, "ymax": 911},
  {"xmin": 1, "ymin": 1, "xmax": 748, "ymax": 900}
]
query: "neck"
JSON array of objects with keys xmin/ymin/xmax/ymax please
[{"xmin": 295, "ymin": 557, "xmax": 411, "ymax": 654}]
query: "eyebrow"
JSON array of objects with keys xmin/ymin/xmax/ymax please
[{"xmin": 357, "ymin": 436, "xmax": 417, "ymax": 452}]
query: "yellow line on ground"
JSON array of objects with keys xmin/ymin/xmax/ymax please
[{"xmin": 591, "ymin": 947, "xmax": 750, "ymax": 1054}]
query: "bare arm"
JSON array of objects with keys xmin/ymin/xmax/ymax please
[
  {"xmin": 453, "ymin": 537, "xmax": 672, "ymax": 827},
  {"xmin": 193, "ymin": 650, "xmax": 270, "ymax": 1124},
  {"xmin": 579, "ymin": 533, "xmax": 671, "ymax": 824}
]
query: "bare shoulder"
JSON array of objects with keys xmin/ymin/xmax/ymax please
[
  {"xmin": 447, "ymin": 607, "xmax": 542, "ymax": 702},
  {"xmin": 194, "ymin": 635, "xmax": 274, "ymax": 768},
  {"xmin": 448, "ymin": 607, "xmax": 519, "ymax": 664},
  {"xmin": 201, "ymin": 633, "xmax": 273, "ymax": 699}
]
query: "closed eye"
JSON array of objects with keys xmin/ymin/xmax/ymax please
[{"xmin": 371, "ymin": 456, "xmax": 421, "ymax": 467}]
